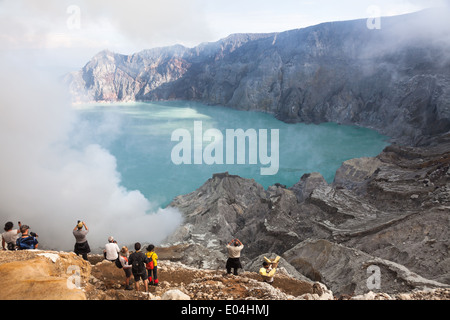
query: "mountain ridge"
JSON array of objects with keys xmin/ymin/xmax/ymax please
[
  {"xmin": 162, "ymin": 133, "xmax": 450, "ymax": 296},
  {"xmin": 65, "ymin": 8, "xmax": 450, "ymax": 145}
]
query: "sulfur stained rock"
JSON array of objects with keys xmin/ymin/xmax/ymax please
[{"xmin": 0, "ymin": 250, "xmax": 90, "ymax": 300}]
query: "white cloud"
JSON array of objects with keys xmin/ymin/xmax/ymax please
[
  {"xmin": 1, "ymin": 0, "xmax": 446, "ymax": 54},
  {"xmin": 0, "ymin": 0, "xmax": 213, "ymax": 52},
  {"xmin": 0, "ymin": 50, "xmax": 183, "ymax": 251}
]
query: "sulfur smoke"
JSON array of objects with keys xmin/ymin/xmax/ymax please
[{"xmin": 0, "ymin": 56, "xmax": 183, "ymax": 252}]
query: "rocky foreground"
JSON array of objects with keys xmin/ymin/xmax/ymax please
[
  {"xmin": 1, "ymin": 132, "xmax": 448, "ymax": 302},
  {"xmin": 2, "ymin": 135, "xmax": 447, "ymax": 301},
  {"xmin": 0, "ymin": 250, "xmax": 448, "ymax": 301},
  {"xmin": 162, "ymin": 132, "xmax": 450, "ymax": 298}
]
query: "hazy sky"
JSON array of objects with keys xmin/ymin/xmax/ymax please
[{"xmin": 0, "ymin": 0, "xmax": 448, "ymax": 73}]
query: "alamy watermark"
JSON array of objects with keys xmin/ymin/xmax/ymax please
[
  {"xmin": 366, "ymin": 265, "xmax": 381, "ymax": 290},
  {"xmin": 171, "ymin": 121, "xmax": 280, "ymax": 175},
  {"xmin": 366, "ymin": 5, "xmax": 382, "ymax": 30},
  {"xmin": 67, "ymin": 265, "xmax": 81, "ymax": 289},
  {"xmin": 66, "ymin": 5, "xmax": 81, "ymax": 30}
]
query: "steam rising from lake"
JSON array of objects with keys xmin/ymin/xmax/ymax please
[{"xmin": 0, "ymin": 60, "xmax": 183, "ymax": 252}]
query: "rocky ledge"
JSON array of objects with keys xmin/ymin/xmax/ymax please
[
  {"xmin": 0, "ymin": 250, "xmax": 329, "ymax": 300},
  {"xmin": 1, "ymin": 250, "xmax": 448, "ymax": 301}
]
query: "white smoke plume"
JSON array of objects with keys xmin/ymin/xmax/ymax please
[
  {"xmin": 0, "ymin": 56, "xmax": 183, "ymax": 252},
  {"xmin": 0, "ymin": 0, "xmax": 212, "ymax": 52}
]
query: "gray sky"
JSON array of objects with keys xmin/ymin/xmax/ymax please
[{"xmin": 0, "ymin": 0, "xmax": 448, "ymax": 73}]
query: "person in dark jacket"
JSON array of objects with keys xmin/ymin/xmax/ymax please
[
  {"xmin": 128, "ymin": 242, "xmax": 149, "ymax": 292},
  {"xmin": 226, "ymin": 238, "xmax": 244, "ymax": 275},
  {"xmin": 16, "ymin": 224, "xmax": 38, "ymax": 250},
  {"xmin": 73, "ymin": 221, "xmax": 90, "ymax": 261}
]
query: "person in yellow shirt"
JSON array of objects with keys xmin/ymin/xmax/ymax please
[
  {"xmin": 146, "ymin": 244, "xmax": 159, "ymax": 286},
  {"xmin": 259, "ymin": 256, "xmax": 280, "ymax": 284}
]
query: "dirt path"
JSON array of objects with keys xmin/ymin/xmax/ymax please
[{"xmin": 88, "ymin": 255, "xmax": 315, "ymax": 299}]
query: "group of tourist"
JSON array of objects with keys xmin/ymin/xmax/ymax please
[
  {"xmin": 2, "ymin": 220, "xmax": 278, "ymax": 292},
  {"xmin": 1, "ymin": 221, "xmax": 39, "ymax": 251},
  {"xmin": 73, "ymin": 220, "xmax": 159, "ymax": 291}
]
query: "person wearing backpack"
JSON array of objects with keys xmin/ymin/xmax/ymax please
[
  {"xmin": 16, "ymin": 224, "xmax": 38, "ymax": 250},
  {"xmin": 127, "ymin": 242, "xmax": 149, "ymax": 292},
  {"xmin": 145, "ymin": 244, "xmax": 159, "ymax": 286},
  {"xmin": 116, "ymin": 246, "xmax": 133, "ymax": 290}
]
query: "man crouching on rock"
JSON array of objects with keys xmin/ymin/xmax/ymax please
[{"xmin": 259, "ymin": 256, "xmax": 280, "ymax": 284}]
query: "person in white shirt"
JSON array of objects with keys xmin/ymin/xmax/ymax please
[
  {"xmin": 225, "ymin": 238, "xmax": 244, "ymax": 275},
  {"xmin": 2, "ymin": 221, "xmax": 22, "ymax": 250},
  {"xmin": 103, "ymin": 236, "xmax": 120, "ymax": 261}
]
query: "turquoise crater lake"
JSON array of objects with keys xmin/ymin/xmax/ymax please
[{"xmin": 73, "ymin": 101, "xmax": 390, "ymax": 208}]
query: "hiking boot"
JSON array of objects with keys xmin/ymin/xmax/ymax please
[{"xmin": 125, "ymin": 285, "xmax": 133, "ymax": 290}]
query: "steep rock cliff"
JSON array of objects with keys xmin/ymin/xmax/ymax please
[
  {"xmin": 65, "ymin": 9, "xmax": 450, "ymax": 145},
  {"xmin": 163, "ymin": 133, "xmax": 450, "ymax": 296}
]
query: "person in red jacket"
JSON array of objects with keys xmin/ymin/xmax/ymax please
[{"xmin": 146, "ymin": 244, "xmax": 159, "ymax": 286}]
